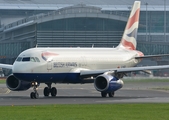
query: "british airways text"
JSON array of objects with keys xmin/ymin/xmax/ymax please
[{"xmin": 53, "ymin": 62, "xmax": 77, "ymax": 68}]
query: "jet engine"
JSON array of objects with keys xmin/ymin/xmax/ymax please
[
  {"xmin": 6, "ymin": 74, "xmax": 32, "ymax": 91},
  {"xmin": 94, "ymin": 74, "xmax": 124, "ymax": 93}
]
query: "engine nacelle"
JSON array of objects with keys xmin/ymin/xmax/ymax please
[
  {"xmin": 94, "ymin": 74, "xmax": 124, "ymax": 93},
  {"xmin": 6, "ymin": 74, "xmax": 32, "ymax": 91}
]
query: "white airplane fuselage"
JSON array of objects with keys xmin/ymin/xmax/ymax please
[{"xmin": 13, "ymin": 47, "xmax": 143, "ymax": 83}]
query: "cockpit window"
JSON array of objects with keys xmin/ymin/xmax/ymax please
[
  {"xmin": 21, "ymin": 57, "xmax": 40, "ymax": 62},
  {"xmin": 35, "ymin": 57, "xmax": 40, "ymax": 62},
  {"xmin": 30, "ymin": 57, "xmax": 36, "ymax": 62},
  {"xmin": 22, "ymin": 57, "xmax": 30, "ymax": 62},
  {"xmin": 16, "ymin": 57, "xmax": 22, "ymax": 62}
]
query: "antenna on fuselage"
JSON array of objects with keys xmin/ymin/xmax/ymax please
[{"xmin": 92, "ymin": 44, "xmax": 94, "ymax": 48}]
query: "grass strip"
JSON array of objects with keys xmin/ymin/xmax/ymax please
[
  {"xmin": 0, "ymin": 104, "xmax": 169, "ymax": 120},
  {"xmin": 0, "ymin": 79, "xmax": 5, "ymax": 84}
]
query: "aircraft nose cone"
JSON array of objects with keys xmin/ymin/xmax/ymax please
[
  {"xmin": 12, "ymin": 62, "xmax": 20, "ymax": 73},
  {"xmin": 12, "ymin": 62, "xmax": 29, "ymax": 81},
  {"xmin": 12, "ymin": 62, "xmax": 29, "ymax": 73}
]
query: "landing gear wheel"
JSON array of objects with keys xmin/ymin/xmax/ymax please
[
  {"xmin": 108, "ymin": 92, "xmax": 114, "ymax": 97},
  {"xmin": 44, "ymin": 87, "xmax": 50, "ymax": 96},
  {"xmin": 44, "ymin": 83, "xmax": 58, "ymax": 97},
  {"xmin": 34, "ymin": 92, "xmax": 39, "ymax": 99},
  {"xmin": 30, "ymin": 92, "xmax": 39, "ymax": 99},
  {"xmin": 101, "ymin": 92, "xmax": 107, "ymax": 97},
  {"xmin": 30, "ymin": 92, "xmax": 35, "ymax": 99},
  {"xmin": 51, "ymin": 87, "xmax": 57, "ymax": 97}
]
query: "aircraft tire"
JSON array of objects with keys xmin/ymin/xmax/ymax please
[
  {"xmin": 108, "ymin": 92, "xmax": 114, "ymax": 97},
  {"xmin": 30, "ymin": 92, "xmax": 35, "ymax": 99},
  {"xmin": 51, "ymin": 87, "xmax": 57, "ymax": 97},
  {"xmin": 34, "ymin": 92, "xmax": 39, "ymax": 99},
  {"xmin": 44, "ymin": 87, "xmax": 50, "ymax": 96},
  {"xmin": 101, "ymin": 92, "xmax": 107, "ymax": 97},
  {"xmin": 30, "ymin": 92, "xmax": 39, "ymax": 99}
]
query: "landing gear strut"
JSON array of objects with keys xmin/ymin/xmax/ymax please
[
  {"xmin": 43, "ymin": 83, "xmax": 57, "ymax": 97},
  {"xmin": 101, "ymin": 91, "xmax": 114, "ymax": 98},
  {"xmin": 30, "ymin": 82, "xmax": 39, "ymax": 99}
]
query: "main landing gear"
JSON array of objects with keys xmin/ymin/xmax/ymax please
[
  {"xmin": 101, "ymin": 91, "xmax": 114, "ymax": 98},
  {"xmin": 43, "ymin": 83, "xmax": 57, "ymax": 97}
]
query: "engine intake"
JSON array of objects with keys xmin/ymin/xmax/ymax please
[
  {"xmin": 94, "ymin": 74, "xmax": 124, "ymax": 93},
  {"xmin": 6, "ymin": 74, "xmax": 32, "ymax": 91}
]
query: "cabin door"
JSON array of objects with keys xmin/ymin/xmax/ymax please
[{"xmin": 47, "ymin": 61, "xmax": 52, "ymax": 70}]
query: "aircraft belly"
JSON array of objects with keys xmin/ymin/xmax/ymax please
[{"xmin": 13, "ymin": 73, "xmax": 81, "ymax": 83}]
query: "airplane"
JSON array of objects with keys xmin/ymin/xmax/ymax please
[{"xmin": 1, "ymin": 1, "xmax": 169, "ymax": 99}]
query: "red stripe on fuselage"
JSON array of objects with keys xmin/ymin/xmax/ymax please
[
  {"xmin": 42, "ymin": 52, "xmax": 58, "ymax": 56},
  {"xmin": 41, "ymin": 52, "xmax": 59, "ymax": 61},
  {"xmin": 127, "ymin": 8, "xmax": 140, "ymax": 29},
  {"xmin": 121, "ymin": 39, "xmax": 136, "ymax": 50}
]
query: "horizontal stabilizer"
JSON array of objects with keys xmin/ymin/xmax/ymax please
[{"xmin": 135, "ymin": 54, "xmax": 169, "ymax": 59}]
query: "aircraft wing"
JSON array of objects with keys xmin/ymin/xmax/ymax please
[
  {"xmin": 0, "ymin": 64, "xmax": 13, "ymax": 69},
  {"xmin": 80, "ymin": 65, "xmax": 169, "ymax": 77}
]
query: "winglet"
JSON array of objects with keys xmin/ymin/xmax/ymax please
[{"xmin": 117, "ymin": 1, "xmax": 140, "ymax": 50}]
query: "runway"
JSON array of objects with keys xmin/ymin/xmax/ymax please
[{"xmin": 0, "ymin": 80, "xmax": 169, "ymax": 105}]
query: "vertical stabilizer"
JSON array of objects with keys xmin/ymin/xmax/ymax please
[{"xmin": 117, "ymin": 1, "xmax": 140, "ymax": 50}]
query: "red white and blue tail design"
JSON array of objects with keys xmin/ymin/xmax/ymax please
[{"xmin": 117, "ymin": 1, "xmax": 140, "ymax": 50}]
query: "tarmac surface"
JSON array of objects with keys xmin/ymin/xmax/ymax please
[{"xmin": 0, "ymin": 79, "xmax": 169, "ymax": 106}]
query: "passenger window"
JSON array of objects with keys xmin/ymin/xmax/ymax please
[
  {"xmin": 16, "ymin": 57, "xmax": 22, "ymax": 62},
  {"xmin": 35, "ymin": 57, "xmax": 40, "ymax": 62},
  {"xmin": 22, "ymin": 57, "xmax": 30, "ymax": 62}
]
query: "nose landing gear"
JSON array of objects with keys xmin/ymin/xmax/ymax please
[
  {"xmin": 30, "ymin": 82, "xmax": 39, "ymax": 99},
  {"xmin": 30, "ymin": 82, "xmax": 57, "ymax": 99}
]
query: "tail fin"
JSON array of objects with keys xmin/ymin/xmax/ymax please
[{"xmin": 117, "ymin": 1, "xmax": 140, "ymax": 50}]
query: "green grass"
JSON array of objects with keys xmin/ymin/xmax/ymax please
[
  {"xmin": 152, "ymin": 87, "xmax": 169, "ymax": 91},
  {"xmin": 0, "ymin": 104, "xmax": 169, "ymax": 120},
  {"xmin": 0, "ymin": 79, "xmax": 6, "ymax": 84}
]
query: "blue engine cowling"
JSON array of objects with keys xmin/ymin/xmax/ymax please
[
  {"xmin": 6, "ymin": 74, "xmax": 32, "ymax": 91},
  {"xmin": 94, "ymin": 74, "xmax": 124, "ymax": 93}
]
